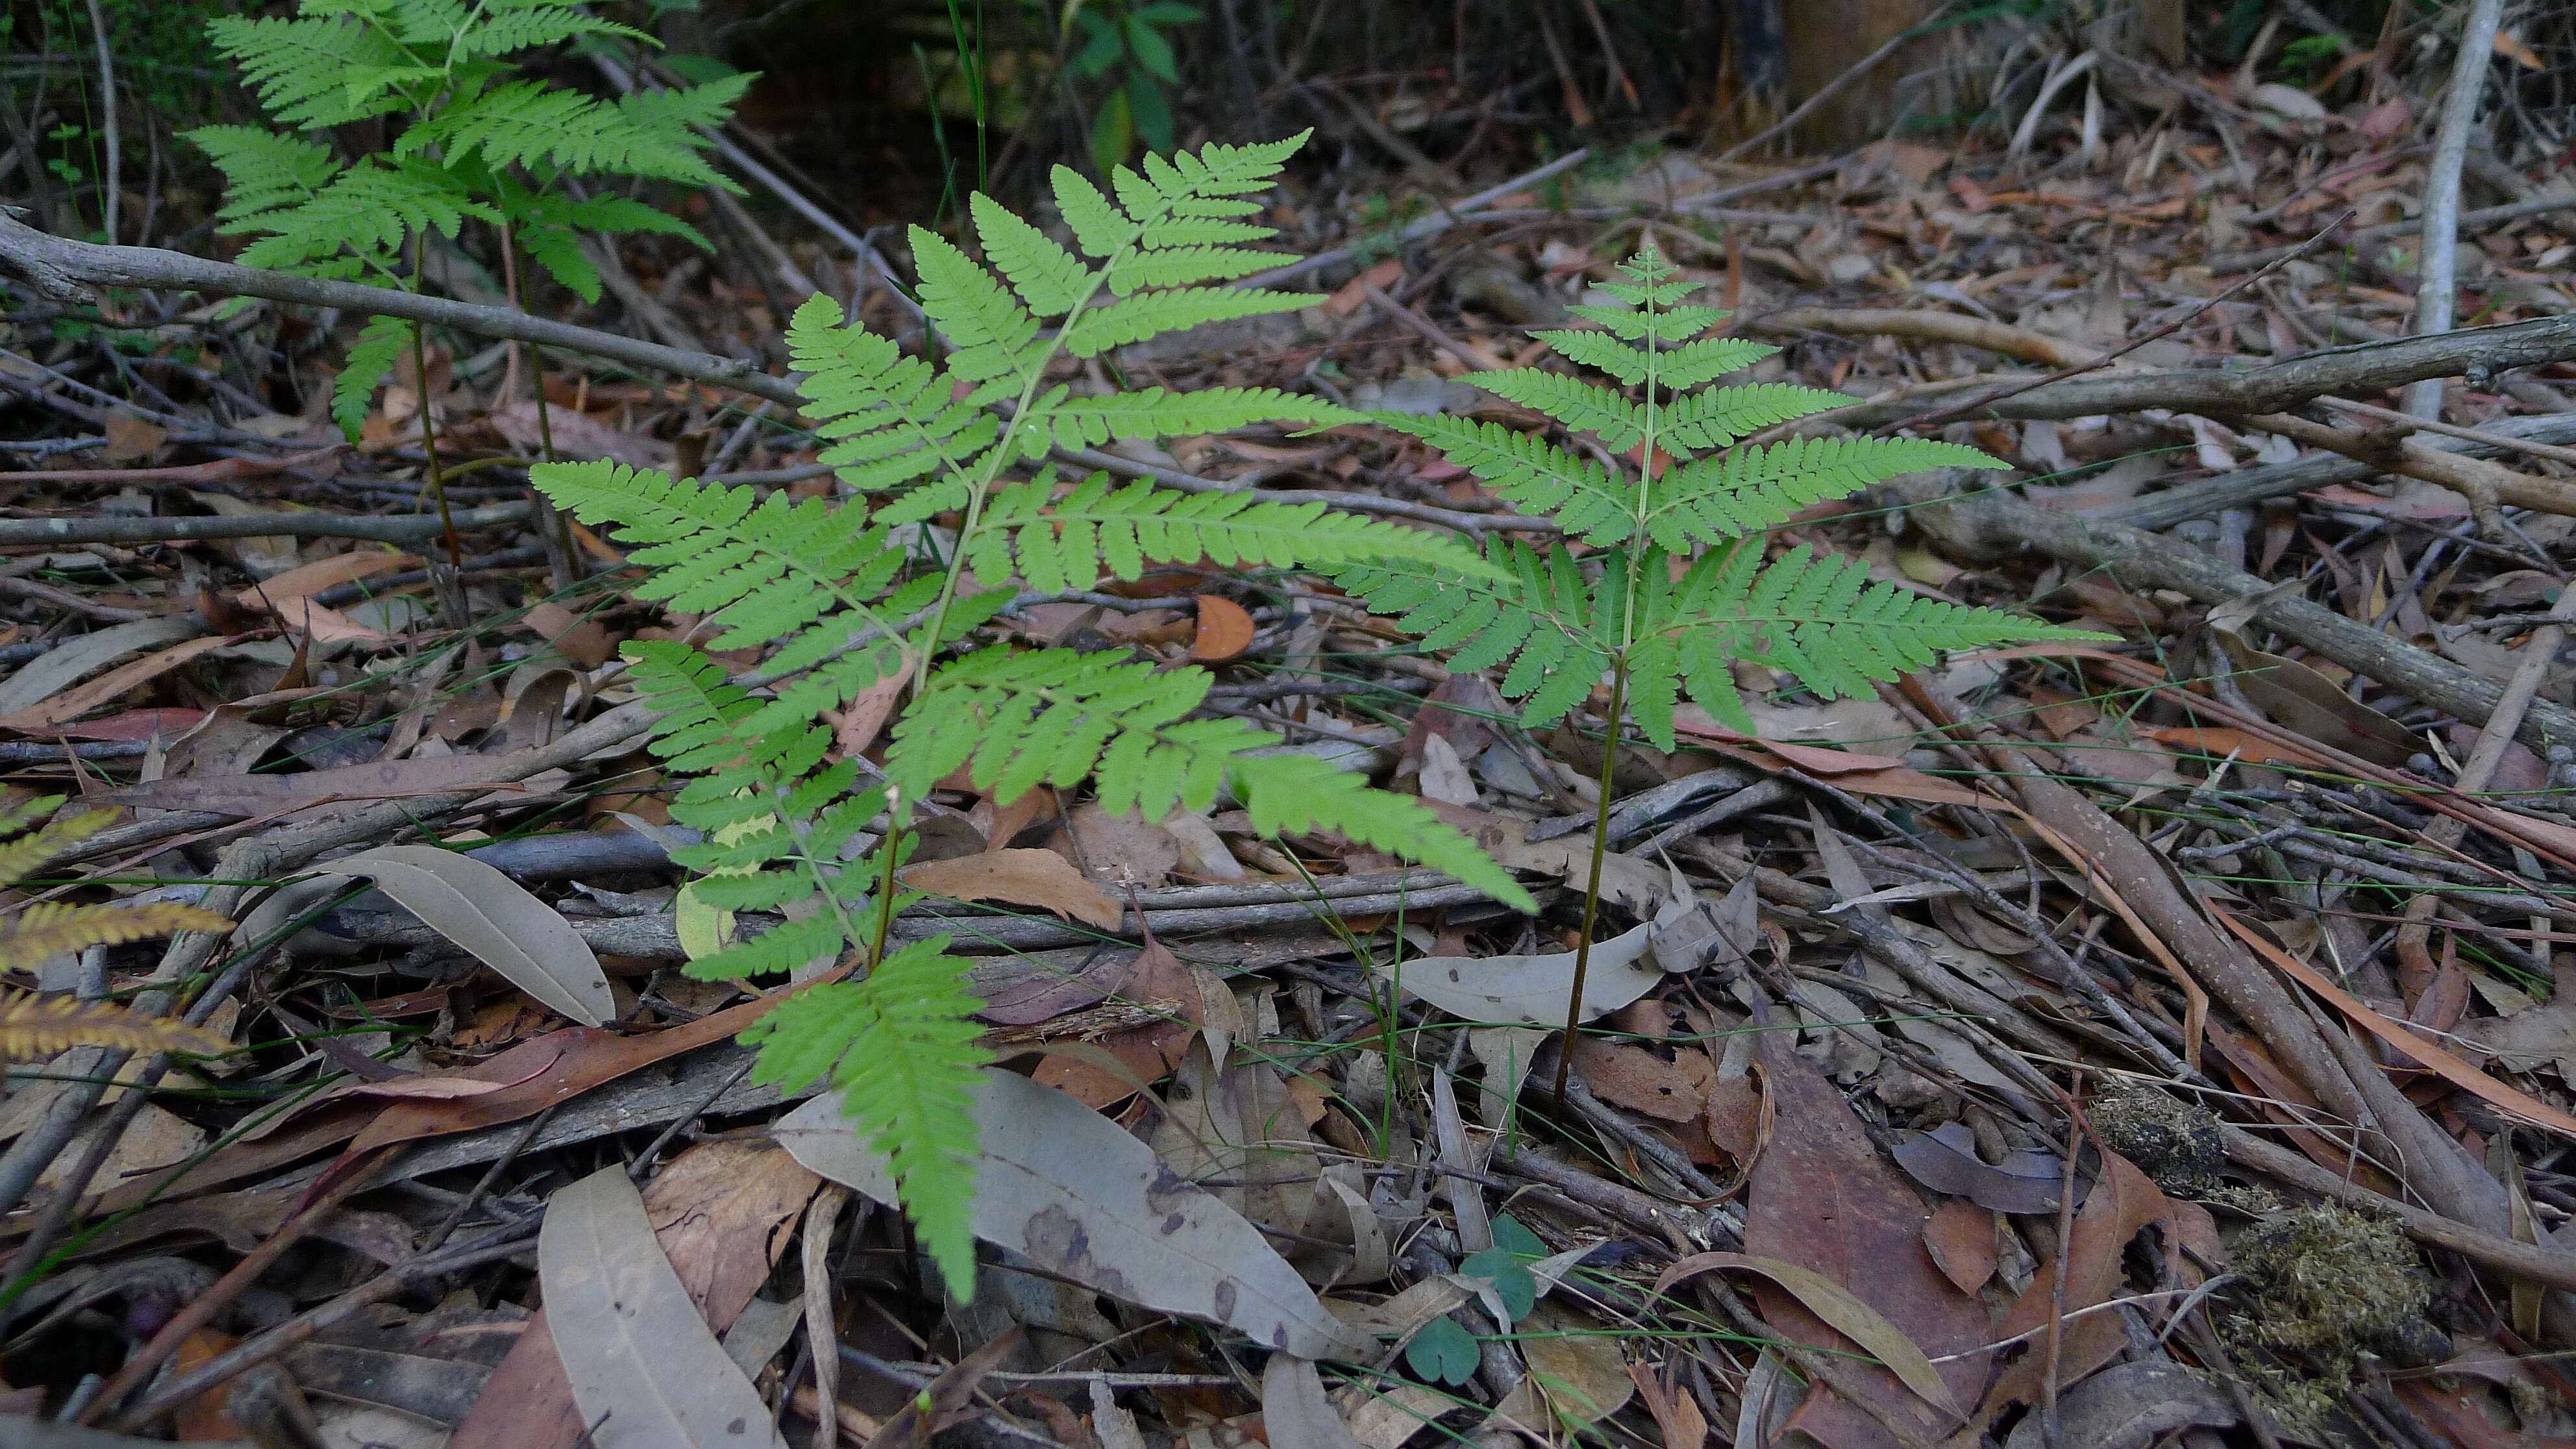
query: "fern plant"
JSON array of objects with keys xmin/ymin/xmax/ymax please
[
  {"xmin": 1335, "ymin": 245, "xmax": 2107, "ymax": 1085},
  {"xmin": 528, "ymin": 132, "xmax": 1534, "ymax": 1296},
  {"xmin": 187, "ymin": 0, "xmax": 749, "ymax": 438},
  {"xmin": 0, "ymin": 797, "xmax": 232, "ymax": 1063}
]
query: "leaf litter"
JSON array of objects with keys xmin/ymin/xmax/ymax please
[{"xmin": 10, "ymin": 26, "xmax": 2576, "ymax": 1446}]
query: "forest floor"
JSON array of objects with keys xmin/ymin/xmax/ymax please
[{"xmin": 5, "ymin": 49, "xmax": 2576, "ymax": 1449}]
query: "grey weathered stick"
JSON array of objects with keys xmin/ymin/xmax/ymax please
[
  {"xmin": 0, "ymin": 212, "xmax": 806, "ymax": 408},
  {"xmin": 2090, "ymin": 411, "xmax": 2576, "ymax": 530},
  {"xmin": 1818, "ymin": 314, "xmax": 2576, "ymax": 430},
  {"xmin": 0, "ymin": 501, "xmax": 530, "ymax": 548},
  {"xmin": 1905, "ymin": 468, "xmax": 2576, "ymax": 752},
  {"xmin": 2400, "ymin": 0, "xmax": 2507, "ymax": 421},
  {"xmin": 0, "ymin": 217, "xmax": 1526, "ymax": 536}
]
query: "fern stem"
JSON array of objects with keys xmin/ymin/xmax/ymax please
[
  {"xmin": 499, "ymin": 221, "xmax": 578, "ymax": 594},
  {"xmin": 868, "ymin": 818, "xmax": 904, "ymax": 967},
  {"xmin": 1552, "ymin": 654, "xmax": 1629, "ymax": 1102},
  {"xmin": 406, "ymin": 240, "xmax": 465, "ymax": 579}
]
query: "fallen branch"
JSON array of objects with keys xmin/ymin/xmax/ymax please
[
  {"xmin": 2246, "ymin": 408, "xmax": 2576, "ymax": 523},
  {"xmin": 1241, "ymin": 148, "xmax": 1596, "ymax": 289},
  {"xmin": 0, "ymin": 500, "xmax": 530, "ymax": 548},
  {"xmin": 1894, "ymin": 467, "xmax": 2576, "ymax": 754},
  {"xmin": 1813, "ymin": 314, "xmax": 2576, "ymax": 430},
  {"xmin": 1750, "ymin": 308, "xmax": 2086, "ymax": 366},
  {"xmin": 0, "ymin": 216, "xmax": 1533, "ymax": 537},
  {"xmin": 2401, "ymin": 0, "xmax": 2508, "ymax": 419},
  {"xmin": 2092, "ymin": 411, "xmax": 2576, "ymax": 530},
  {"xmin": 2318, "ymin": 395, "xmax": 2576, "ymax": 469},
  {"xmin": 0, "ymin": 214, "xmax": 806, "ymax": 408},
  {"xmin": 0, "ymin": 445, "xmax": 346, "ymax": 486}
]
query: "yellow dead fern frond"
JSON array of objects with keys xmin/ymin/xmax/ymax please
[
  {"xmin": 0, "ymin": 902, "xmax": 237, "ymax": 971},
  {"xmin": 0, "ymin": 795, "xmax": 237, "ymax": 1061},
  {"xmin": 0, "ymin": 989, "xmax": 232, "ymax": 1062},
  {"xmin": 0, "ymin": 803, "xmax": 116, "ymax": 888}
]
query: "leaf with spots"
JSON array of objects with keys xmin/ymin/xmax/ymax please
[{"xmin": 774, "ymin": 1065, "xmax": 1366, "ymax": 1359}]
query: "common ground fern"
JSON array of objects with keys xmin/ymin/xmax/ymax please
[
  {"xmin": 190, "ymin": 0, "xmax": 747, "ymax": 436},
  {"xmin": 530, "ymin": 133, "xmax": 1533, "ymax": 1294},
  {"xmin": 1335, "ymin": 245, "xmax": 2108, "ymax": 1087}
]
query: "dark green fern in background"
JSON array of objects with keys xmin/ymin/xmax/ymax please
[{"xmin": 186, "ymin": 0, "xmax": 749, "ymax": 437}]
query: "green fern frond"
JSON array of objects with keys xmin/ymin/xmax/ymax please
[
  {"xmin": 1041, "ymin": 386, "xmax": 1353, "ymax": 449},
  {"xmin": 1374, "ymin": 416, "xmax": 1634, "ymax": 543},
  {"xmin": 886, "ymin": 649, "xmax": 1208, "ymax": 808},
  {"xmin": 1473, "ymin": 369, "xmax": 1652, "ymax": 451},
  {"xmin": 971, "ymin": 193, "xmax": 1092, "ymax": 315},
  {"xmin": 530, "ymin": 461, "xmax": 918, "ymax": 689},
  {"xmin": 229, "ymin": 158, "xmax": 496, "ymax": 275},
  {"xmin": 1654, "ymin": 338, "xmax": 1782, "ymax": 392},
  {"xmin": 1564, "ymin": 301, "xmax": 1727, "ymax": 343},
  {"xmin": 1337, "ymin": 541, "xmax": 1611, "ymax": 728},
  {"xmin": 1646, "ymin": 435, "xmax": 2006, "ymax": 551},
  {"xmin": 186, "ymin": 127, "xmax": 341, "ymax": 224},
  {"xmin": 911, "ymin": 227, "xmax": 1048, "ymax": 383},
  {"xmin": 614, "ymin": 72, "xmax": 760, "ymax": 142},
  {"xmin": 741, "ymin": 938, "xmax": 989, "ymax": 1294},
  {"xmin": 502, "ymin": 186, "xmax": 710, "ymax": 304},
  {"xmin": 1227, "ymin": 751, "xmax": 1535, "ymax": 910},
  {"xmin": 1046, "ymin": 134, "xmax": 1306, "ymax": 292},
  {"xmin": 1660, "ymin": 383, "xmax": 1852, "ymax": 452},
  {"xmin": 204, "ymin": 14, "xmax": 412, "ymax": 129},
  {"xmin": 1058, "ymin": 288, "xmax": 1309, "ymax": 356},
  {"xmin": 459, "ymin": 0, "xmax": 654, "ymax": 55},
  {"xmin": 786, "ymin": 295, "xmax": 1002, "ymax": 497},
  {"xmin": 333, "ymin": 316, "xmax": 413, "ymax": 441},
  {"xmin": 971, "ymin": 471, "xmax": 1490, "ymax": 593},
  {"xmin": 1655, "ymin": 544, "xmax": 2100, "ymax": 739},
  {"xmin": 400, "ymin": 80, "xmax": 736, "ymax": 190}
]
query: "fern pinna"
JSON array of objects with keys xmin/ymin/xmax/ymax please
[
  {"xmin": 1335, "ymin": 245, "xmax": 2106, "ymax": 1083},
  {"xmin": 530, "ymin": 133, "xmax": 1533, "ymax": 1295},
  {"xmin": 188, "ymin": 0, "xmax": 748, "ymax": 436}
]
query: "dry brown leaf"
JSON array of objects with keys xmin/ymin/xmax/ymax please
[
  {"xmin": 0, "ymin": 634, "xmax": 229, "ymax": 733},
  {"xmin": 1572, "ymin": 1038, "xmax": 1707, "ymax": 1122},
  {"xmin": 1744, "ymin": 1043, "xmax": 1988, "ymax": 1448},
  {"xmin": 521, "ymin": 602, "xmax": 613, "ymax": 669},
  {"xmin": 1629, "ymin": 1359, "xmax": 1709, "ymax": 1449},
  {"xmin": 1920, "ymin": 1202, "xmax": 1998, "ymax": 1296},
  {"xmin": 1973, "ymin": 1153, "xmax": 2177, "ymax": 1423},
  {"xmin": 234, "ymin": 551, "xmax": 416, "ymax": 604},
  {"xmin": 904, "ymin": 848, "xmax": 1125, "ymax": 930},
  {"xmin": 1653, "ymin": 1254, "xmax": 1957, "ymax": 1416},
  {"xmin": 101, "ymin": 411, "xmax": 168, "ymax": 464},
  {"xmin": 1192, "ymin": 594, "xmax": 1257, "ymax": 662}
]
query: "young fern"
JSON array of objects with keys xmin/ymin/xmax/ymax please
[
  {"xmin": 1335, "ymin": 245, "xmax": 2109, "ymax": 1088},
  {"xmin": 531, "ymin": 133, "xmax": 1533, "ymax": 1297},
  {"xmin": 190, "ymin": 0, "xmax": 747, "ymax": 436}
]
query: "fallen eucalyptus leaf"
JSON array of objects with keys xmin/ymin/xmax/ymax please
[
  {"xmin": 1651, "ymin": 1252, "xmax": 1957, "ymax": 1415},
  {"xmin": 242, "ymin": 846, "xmax": 613, "ymax": 1026},
  {"xmin": 1263, "ymin": 1356, "xmax": 1366, "ymax": 1449},
  {"xmin": 1376, "ymin": 919, "xmax": 1658, "ymax": 1026},
  {"xmin": 774, "ymin": 1067, "xmax": 1365, "ymax": 1359},
  {"xmin": 536, "ymin": 1167, "xmax": 789, "ymax": 1449}
]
